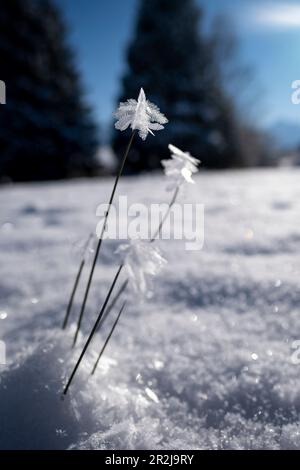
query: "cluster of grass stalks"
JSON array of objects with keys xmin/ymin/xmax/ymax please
[{"xmin": 61, "ymin": 89, "xmax": 199, "ymax": 396}]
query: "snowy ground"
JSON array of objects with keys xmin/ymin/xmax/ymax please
[{"xmin": 1, "ymin": 168, "xmax": 300, "ymax": 450}]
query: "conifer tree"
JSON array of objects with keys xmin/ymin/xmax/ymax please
[
  {"xmin": 0, "ymin": 0, "xmax": 99, "ymax": 181},
  {"xmin": 112, "ymin": 0, "xmax": 247, "ymax": 172}
]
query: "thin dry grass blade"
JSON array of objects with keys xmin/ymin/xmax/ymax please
[
  {"xmin": 91, "ymin": 300, "xmax": 127, "ymax": 375},
  {"xmin": 63, "ymin": 264, "xmax": 123, "ymax": 395}
]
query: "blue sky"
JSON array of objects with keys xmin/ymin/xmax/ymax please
[{"xmin": 59, "ymin": 0, "xmax": 300, "ymax": 130}]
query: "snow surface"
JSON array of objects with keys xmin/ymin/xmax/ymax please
[{"xmin": 1, "ymin": 169, "xmax": 300, "ymax": 449}]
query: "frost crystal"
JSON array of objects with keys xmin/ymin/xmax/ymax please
[
  {"xmin": 115, "ymin": 88, "xmax": 168, "ymax": 140},
  {"xmin": 117, "ymin": 240, "xmax": 167, "ymax": 295},
  {"xmin": 161, "ymin": 144, "xmax": 201, "ymax": 191}
]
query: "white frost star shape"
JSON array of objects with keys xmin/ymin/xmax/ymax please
[
  {"xmin": 115, "ymin": 88, "xmax": 168, "ymax": 140},
  {"xmin": 161, "ymin": 144, "xmax": 201, "ymax": 191}
]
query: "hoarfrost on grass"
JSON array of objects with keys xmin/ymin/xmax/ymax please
[
  {"xmin": 115, "ymin": 88, "xmax": 168, "ymax": 140},
  {"xmin": 161, "ymin": 144, "xmax": 201, "ymax": 191},
  {"xmin": 117, "ymin": 239, "xmax": 167, "ymax": 296}
]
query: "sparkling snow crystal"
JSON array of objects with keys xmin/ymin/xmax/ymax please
[
  {"xmin": 161, "ymin": 144, "xmax": 201, "ymax": 191},
  {"xmin": 3, "ymin": 170, "xmax": 300, "ymax": 450},
  {"xmin": 115, "ymin": 88, "xmax": 168, "ymax": 140}
]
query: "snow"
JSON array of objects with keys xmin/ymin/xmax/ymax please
[{"xmin": 1, "ymin": 168, "xmax": 300, "ymax": 449}]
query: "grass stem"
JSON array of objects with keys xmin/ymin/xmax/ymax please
[
  {"xmin": 62, "ymin": 259, "xmax": 85, "ymax": 330},
  {"xmin": 94, "ymin": 186, "xmax": 180, "ymax": 330},
  {"xmin": 91, "ymin": 300, "xmax": 127, "ymax": 375},
  {"xmin": 63, "ymin": 264, "xmax": 123, "ymax": 395},
  {"xmin": 96, "ymin": 279, "xmax": 128, "ymax": 332},
  {"xmin": 150, "ymin": 186, "xmax": 179, "ymax": 241},
  {"xmin": 62, "ymin": 233, "xmax": 93, "ymax": 330},
  {"xmin": 73, "ymin": 131, "xmax": 136, "ymax": 346}
]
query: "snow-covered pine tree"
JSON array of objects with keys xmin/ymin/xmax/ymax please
[
  {"xmin": 112, "ymin": 0, "xmax": 247, "ymax": 172},
  {"xmin": 0, "ymin": 0, "xmax": 99, "ymax": 181}
]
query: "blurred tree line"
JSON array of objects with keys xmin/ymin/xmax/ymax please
[
  {"xmin": 113, "ymin": 0, "xmax": 272, "ymax": 172},
  {"xmin": 0, "ymin": 0, "xmax": 98, "ymax": 181},
  {"xmin": 0, "ymin": 0, "xmax": 272, "ymax": 182}
]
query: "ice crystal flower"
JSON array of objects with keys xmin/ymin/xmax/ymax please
[
  {"xmin": 117, "ymin": 240, "xmax": 167, "ymax": 295},
  {"xmin": 161, "ymin": 144, "xmax": 201, "ymax": 191},
  {"xmin": 115, "ymin": 88, "xmax": 168, "ymax": 140}
]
